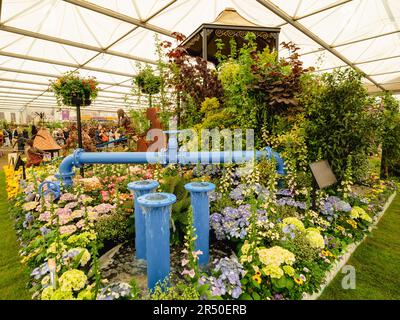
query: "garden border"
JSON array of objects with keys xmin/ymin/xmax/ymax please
[{"xmin": 302, "ymin": 191, "xmax": 397, "ymax": 300}]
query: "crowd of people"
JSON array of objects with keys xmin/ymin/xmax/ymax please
[
  {"xmin": 0, "ymin": 125, "xmax": 38, "ymax": 151},
  {"xmin": 52, "ymin": 123, "xmax": 125, "ymax": 149}
]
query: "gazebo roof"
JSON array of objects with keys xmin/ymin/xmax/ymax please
[
  {"xmin": 33, "ymin": 128, "xmax": 61, "ymax": 152},
  {"xmin": 181, "ymin": 8, "xmax": 280, "ymax": 64},
  {"xmin": 212, "ymin": 7, "xmax": 259, "ymax": 27}
]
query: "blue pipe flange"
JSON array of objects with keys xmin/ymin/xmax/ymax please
[
  {"xmin": 73, "ymin": 148, "xmax": 85, "ymax": 168},
  {"xmin": 38, "ymin": 181, "xmax": 61, "ymax": 200}
]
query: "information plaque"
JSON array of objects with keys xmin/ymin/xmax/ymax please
[{"xmin": 309, "ymin": 160, "xmax": 337, "ymax": 189}]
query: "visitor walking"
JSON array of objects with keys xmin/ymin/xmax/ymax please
[{"xmin": 3, "ymin": 128, "xmax": 10, "ymax": 147}]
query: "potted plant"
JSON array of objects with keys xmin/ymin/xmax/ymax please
[
  {"xmin": 50, "ymin": 71, "xmax": 99, "ymax": 106},
  {"xmin": 134, "ymin": 66, "xmax": 161, "ymax": 107}
]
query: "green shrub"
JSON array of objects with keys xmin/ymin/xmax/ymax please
[
  {"xmin": 95, "ymin": 211, "xmax": 131, "ymax": 245},
  {"xmin": 302, "ymin": 69, "xmax": 375, "ymax": 182}
]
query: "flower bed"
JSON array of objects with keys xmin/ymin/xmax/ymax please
[{"xmin": 4, "ymin": 161, "xmax": 398, "ymax": 300}]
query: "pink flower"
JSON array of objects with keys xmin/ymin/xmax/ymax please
[
  {"xmin": 38, "ymin": 211, "xmax": 51, "ymax": 222},
  {"xmin": 76, "ymin": 219, "xmax": 85, "ymax": 229},
  {"xmin": 144, "ymin": 171, "xmax": 153, "ymax": 179},
  {"xmin": 181, "ymin": 259, "xmax": 189, "ymax": 266},
  {"xmin": 101, "ymin": 190, "xmax": 110, "ymax": 202},
  {"xmin": 192, "ymin": 250, "xmax": 203, "ymax": 259},
  {"xmin": 181, "ymin": 269, "xmax": 196, "ymax": 278},
  {"xmin": 59, "ymin": 225, "xmax": 77, "ymax": 235}
]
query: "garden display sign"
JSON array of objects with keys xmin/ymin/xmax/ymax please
[{"xmin": 309, "ymin": 160, "xmax": 337, "ymax": 189}]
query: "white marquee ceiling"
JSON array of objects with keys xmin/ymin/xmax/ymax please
[{"xmin": 0, "ymin": 0, "xmax": 399, "ymax": 113}]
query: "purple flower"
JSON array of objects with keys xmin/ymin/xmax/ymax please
[
  {"xmin": 40, "ymin": 226, "xmax": 51, "ymax": 236},
  {"xmin": 232, "ymin": 286, "xmax": 242, "ymax": 299},
  {"xmin": 210, "ymin": 205, "xmax": 266, "ymax": 240},
  {"xmin": 276, "ymin": 189, "xmax": 293, "ymax": 197},
  {"xmin": 277, "ymin": 197, "xmax": 306, "ymax": 210}
]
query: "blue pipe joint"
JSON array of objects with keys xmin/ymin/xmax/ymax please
[
  {"xmin": 137, "ymin": 192, "xmax": 176, "ymax": 291},
  {"xmin": 184, "ymin": 182, "xmax": 216, "ymax": 266},
  {"xmin": 164, "ymin": 130, "xmax": 180, "ymax": 164},
  {"xmin": 263, "ymin": 147, "xmax": 286, "ymax": 175},
  {"xmin": 127, "ymin": 180, "xmax": 159, "ymax": 260},
  {"xmin": 38, "ymin": 181, "xmax": 61, "ymax": 200}
]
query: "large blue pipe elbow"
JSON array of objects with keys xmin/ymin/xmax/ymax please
[{"xmin": 56, "ymin": 154, "xmax": 75, "ymax": 186}]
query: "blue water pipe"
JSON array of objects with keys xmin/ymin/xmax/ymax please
[
  {"xmin": 127, "ymin": 180, "xmax": 159, "ymax": 260},
  {"xmin": 137, "ymin": 192, "xmax": 176, "ymax": 290},
  {"xmin": 56, "ymin": 146, "xmax": 285, "ymax": 187},
  {"xmin": 184, "ymin": 182, "xmax": 215, "ymax": 266}
]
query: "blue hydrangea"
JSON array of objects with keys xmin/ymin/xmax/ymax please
[
  {"xmin": 320, "ymin": 196, "xmax": 351, "ymax": 218},
  {"xmin": 199, "ymin": 257, "xmax": 244, "ymax": 299},
  {"xmin": 210, "ymin": 205, "xmax": 267, "ymax": 240},
  {"xmin": 276, "ymin": 197, "xmax": 307, "ymax": 210}
]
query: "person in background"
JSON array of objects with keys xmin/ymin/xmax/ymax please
[
  {"xmin": 3, "ymin": 128, "xmax": 10, "ymax": 147},
  {"xmin": 114, "ymin": 128, "xmax": 121, "ymax": 140},
  {"xmin": 107, "ymin": 128, "xmax": 115, "ymax": 148},
  {"xmin": 63, "ymin": 126, "xmax": 70, "ymax": 141},
  {"xmin": 12, "ymin": 127, "xmax": 18, "ymax": 144},
  {"xmin": 13, "ymin": 129, "xmax": 26, "ymax": 152},
  {"xmin": 31, "ymin": 124, "xmax": 38, "ymax": 138},
  {"xmin": 99, "ymin": 129, "xmax": 109, "ymax": 143},
  {"xmin": 22, "ymin": 128, "xmax": 29, "ymax": 140},
  {"xmin": 95, "ymin": 125, "xmax": 102, "ymax": 144}
]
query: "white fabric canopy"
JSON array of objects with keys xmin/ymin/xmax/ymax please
[{"xmin": 0, "ymin": 0, "xmax": 399, "ymax": 113}]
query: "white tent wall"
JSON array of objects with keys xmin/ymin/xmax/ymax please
[{"xmin": 0, "ymin": 0, "xmax": 399, "ymax": 119}]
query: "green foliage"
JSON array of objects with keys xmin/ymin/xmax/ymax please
[
  {"xmin": 149, "ymin": 278, "xmax": 201, "ymax": 300},
  {"xmin": 159, "ymin": 175, "xmax": 191, "ymax": 241},
  {"xmin": 127, "ymin": 109, "xmax": 150, "ymax": 134},
  {"xmin": 379, "ymin": 93, "xmax": 400, "ymax": 177},
  {"xmin": 94, "ymin": 211, "xmax": 131, "ymax": 245},
  {"xmin": 49, "ymin": 71, "xmax": 99, "ymax": 106},
  {"xmin": 134, "ymin": 65, "xmax": 162, "ymax": 107},
  {"xmin": 134, "ymin": 66, "xmax": 161, "ymax": 95},
  {"xmin": 303, "ymin": 68, "xmax": 374, "ymax": 182},
  {"xmin": 279, "ymin": 232, "xmax": 318, "ymax": 263}
]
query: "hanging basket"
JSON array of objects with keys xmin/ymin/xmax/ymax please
[{"xmin": 70, "ymin": 93, "xmax": 92, "ymax": 107}]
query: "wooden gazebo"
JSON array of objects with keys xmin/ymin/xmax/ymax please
[
  {"xmin": 181, "ymin": 8, "xmax": 280, "ymax": 65},
  {"xmin": 33, "ymin": 128, "xmax": 61, "ymax": 158}
]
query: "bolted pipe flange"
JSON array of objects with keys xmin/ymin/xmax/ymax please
[{"xmin": 73, "ymin": 148, "xmax": 85, "ymax": 168}]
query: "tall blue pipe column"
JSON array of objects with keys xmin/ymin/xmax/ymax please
[
  {"xmin": 127, "ymin": 180, "xmax": 159, "ymax": 260},
  {"xmin": 137, "ymin": 192, "xmax": 176, "ymax": 290},
  {"xmin": 184, "ymin": 182, "xmax": 215, "ymax": 266}
]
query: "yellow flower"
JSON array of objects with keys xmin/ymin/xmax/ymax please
[
  {"xmin": 346, "ymin": 219, "xmax": 357, "ymax": 229},
  {"xmin": 262, "ymin": 265, "xmax": 284, "ymax": 279},
  {"xmin": 294, "ymin": 277, "xmax": 303, "ymax": 285},
  {"xmin": 252, "ymin": 274, "xmax": 262, "ymax": 284}
]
